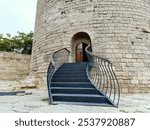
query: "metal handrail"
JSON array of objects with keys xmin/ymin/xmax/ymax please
[
  {"xmin": 47, "ymin": 48, "xmax": 70, "ymax": 104},
  {"xmin": 47, "ymin": 62, "xmax": 55, "ymax": 104},
  {"xmin": 47, "ymin": 46, "xmax": 120, "ymax": 107},
  {"xmin": 85, "ymin": 45, "xmax": 120, "ymax": 107}
]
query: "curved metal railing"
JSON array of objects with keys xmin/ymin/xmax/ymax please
[
  {"xmin": 85, "ymin": 45, "xmax": 120, "ymax": 107},
  {"xmin": 47, "ymin": 48, "xmax": 70, "ymax": 104},
  {"xmin": 47, "ymin": 61, "xmax": 55, "ymax": 104}
]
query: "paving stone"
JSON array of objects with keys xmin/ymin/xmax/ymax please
[{"xmin": 0, "ymin": 90, "xmax": 149, "ymax": 113}]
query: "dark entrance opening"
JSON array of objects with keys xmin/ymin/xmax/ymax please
[
  {"xmin": 76, "ymin": 43, "xmax": 88, "ymax": 62},
  {"xmin": 71, "ymin": 32, "xmax": 92, "ymax": 62}
]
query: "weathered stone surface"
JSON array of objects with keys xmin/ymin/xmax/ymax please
[
  {"xmin": 0, "ymin": 81, "xmax": 17, "ymax": 92},
  {"xmin": 25, "ymin": 90, "xmax": 32, "ymax": 95},
  {"xmin": 30, "ymin": 0, "xmax": 150, "ymax": 93},
  {"xmin": 0, "ymin": 52, "xmax": 31, "ymax": 81},
  {"xmin": 16, "ymin": 93, "xmax": 25, "ymax": 96},
  {"xmin": 0, "ymin": 89, "xmax": 150, "ymax": 113}
]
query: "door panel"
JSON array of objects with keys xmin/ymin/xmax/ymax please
[
  {"xmin": 76, "ymin": 43, "xmax": 88, "ymax": 62},
  {"xmin": 76, "ymin": 51, "xmax": 83, "ymax": 62}
]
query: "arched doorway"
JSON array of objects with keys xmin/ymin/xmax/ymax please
[{"xmin": 71, "ymin": 32, "xmax": 92, "ymax": 62}]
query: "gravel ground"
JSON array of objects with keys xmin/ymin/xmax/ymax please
[{"xmin": 0, "ymin": 89, "xmax": 150, "ymax": 113}]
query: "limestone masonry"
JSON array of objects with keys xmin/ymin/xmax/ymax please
[
  {"xmin": 31, "ymin": 0, "xmax": 150, "ymax": 93},
  {"xmin": 0, "ymin": 52, "xmax": 30, "ymax": 81}
]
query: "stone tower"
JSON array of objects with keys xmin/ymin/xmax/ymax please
[{"xmin": 31, "ymin": 0, "xmax": 150, "ymax": 93}]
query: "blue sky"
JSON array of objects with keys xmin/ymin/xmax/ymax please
[{"xmin": 0, "ymin": 0, "xmax": 37, "ymax": 36}]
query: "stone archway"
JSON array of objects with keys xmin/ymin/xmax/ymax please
[{"xmin": 71, "ymin": 32, "xmax": 92, "ymax": 62}]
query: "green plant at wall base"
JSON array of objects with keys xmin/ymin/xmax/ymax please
[{"xmin": 0, "ymin": 31, "xmax": 33, "ymax": 54}]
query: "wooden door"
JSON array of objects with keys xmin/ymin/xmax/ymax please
[{"xmin": 76, "ymin": 51, "xmax": 83, "ymax": 62}]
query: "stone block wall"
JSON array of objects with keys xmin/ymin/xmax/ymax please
[
  {"xmin": 31, "ymin": 0, "xmax": 150, "ymax": 93},
  {"xmin": 0, "ymin": 52, "xmax": 31, "ymax": 81}
]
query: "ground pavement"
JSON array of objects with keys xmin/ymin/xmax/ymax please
[{"xmin": 0, "ymin": 89, "xmax": 150, "ymax": 113}]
